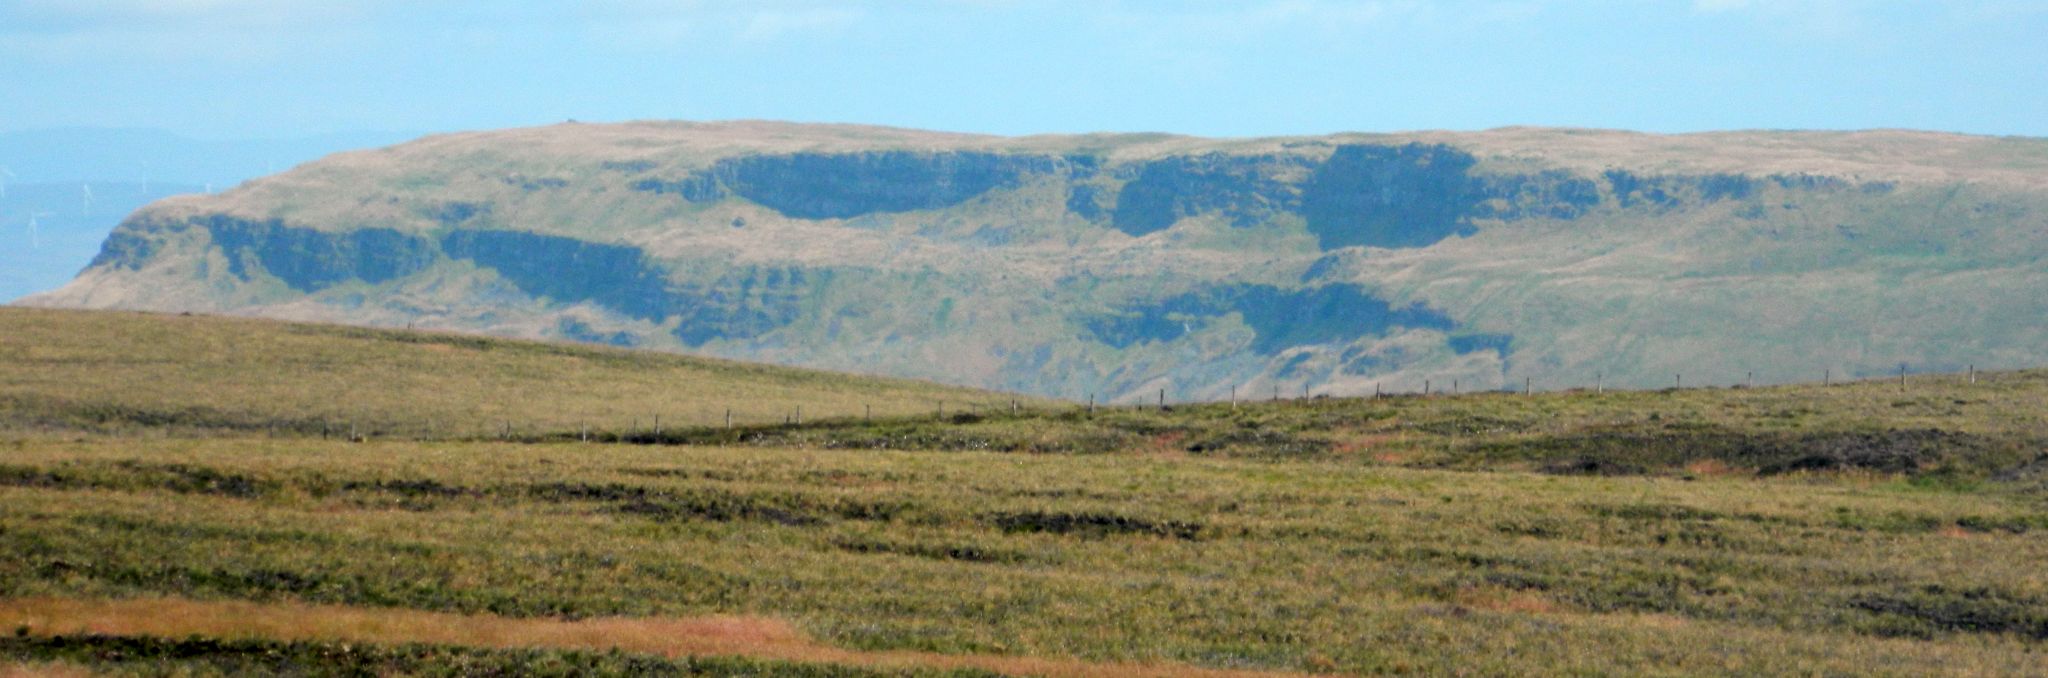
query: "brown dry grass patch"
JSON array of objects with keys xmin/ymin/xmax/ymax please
[
  {"xmin": 1138, "ymin": 432, "xmax": 1191, "ymax": 460},
  {"xmin": 1331, "ymin": 432, "xmax": 1404, "ymax": 461},
  {"xmin": 1682, "ymin": 459, "xmax": 1743, "ymax": 478},
  {"xmin": 1452, "ymin": 586, "xmax": 1562, "ymax": 615},
  {"xmin": 0, "ymin": 597, "xmax": 1327, "ymax": 678},
  {"xmin": 0, "ymin": 663, "xmax": 93, "ymax": 678}
]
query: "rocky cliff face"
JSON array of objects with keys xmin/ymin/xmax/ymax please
[{"xmin": 29, "ymin": 122, "xmax": 2048, "ymax": 400}]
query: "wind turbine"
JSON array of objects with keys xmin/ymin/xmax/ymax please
[
  {"xmin": 81, "ymin": 184, "xmax": 94, "ymax": 216},
  {"xmin": 0, "ymin": 166, "xmax": 14, "ymax": 200},
  {"xmin": 28, "ymin": 211, "xmax": 52, "ymax": 250}
]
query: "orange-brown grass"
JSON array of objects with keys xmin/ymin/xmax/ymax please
[
  {"xmin": 0, "ymin": 663, "xmax": 92, "ymax": 678},
  {"xmin": 1331, "ymin": 431, "xmax": 1405, "ymax": 460},
  {"xmin": 1138, "ymin": 432, "xmax": 1191, "ymax": 460},
  {"xmin": 1450, "ymin": 586, "xmax": 1562, "ymax": 616},
  {"xmin": 0, "ymin": 597, "xmax": 1328, "ymax": 678},
  {"xmin": 1681, "ymin": 459, "xmax": 1742, "ymax": 478}
]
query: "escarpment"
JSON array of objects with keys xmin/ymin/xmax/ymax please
[{"xmin": 34, "ymin": 122, "xmax": 2048, "ymax": 400}]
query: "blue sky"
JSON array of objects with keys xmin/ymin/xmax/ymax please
[{"xmin": 2, "ymin": 0, "xmax": 2045, "ymax": 140}]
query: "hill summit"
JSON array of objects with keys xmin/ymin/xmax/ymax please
[{"xmin": 25, "ymin": 121, "xmax": 2048, "ymax": 400}]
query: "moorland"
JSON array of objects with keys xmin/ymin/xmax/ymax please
[{"xmin": 4, "ymin": 308, "xmax": 2047, "ymax": 676}]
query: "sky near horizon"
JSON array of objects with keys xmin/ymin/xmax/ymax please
[{"xmin": 2, "ymin": 0, "xmax": 2045, "ymax": 141}]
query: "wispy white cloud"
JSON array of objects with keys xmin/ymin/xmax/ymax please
[
  {"xmin": 0, "ymin": 0, "xmax": 386, "ymax": 61},
  {"xmin": 736, "ymin": 6, "xmax": 862, "ymax": 43},
  {"xmin": 1691, "ymin": 0, "xmax": 1757, "ymax": 13},
  {"xmin": 1695, "ymin": 0, "xmax": 2048, "ymax": 37},
  {"xmin": 572, "ymin": 1, "xmax": 866, "ymax": 53},
  {"xmin": 5, "ymin": 0, "xmax": 379, "ymax": 29},
  {"xmin": 1094, "ymin": 0, "xmax": 1414, "ymax": 41},
  {"xmin": 0, "ymin": 0, "xmax": 875, "ymax": 62},
  {"xmin": 1084, "ymin": 0, "xmax": 1558, "ymax": 48},
  {"xmin": 1685, "ymin": 0, "xmax": 1881, "ymax": 40}
]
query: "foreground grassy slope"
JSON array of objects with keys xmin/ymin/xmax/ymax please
[
  {"xmin": 1, "ymin": 633, "xmax": 1001, "ymax": 678},
  {"xmin": 0, "ymin": 307, "xmax": 1025, "ymax": 438},
  {"xmin": 5, "ymin": 309, "xmax": 2048, "ymax": 675},
  {"xmin": 671, "ymin": 368, "xmax": 2048, "ymax": 487},
  {"xmin": 5, "ymin": 439, "xmax": 2047, "ymax": 676}
]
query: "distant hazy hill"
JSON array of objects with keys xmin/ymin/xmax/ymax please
[
  {"xmin": 23, "ymin": 121, "xmax": 2048, "ymax": 400},
  {"xmin": 0, "ymin": 128, "xmax": 413, "ymax": 301},
  {"xmin": 0, "ymin": 181, "xmax": 202, "ymax": 302},
  {"xmin": 0, "ymin": 128, "xmax": 414, "ymax": 186}
]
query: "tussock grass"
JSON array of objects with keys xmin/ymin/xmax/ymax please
[
  {"xmin": 6, "ymin": 308, "xmax": 2048, "ymax": 674},
  {"xmin": 0, "ymin": 662, "xmax": 91, "ymax": 678},
  {"xmin": 0, "ymin": 597, "xmax": 1311, "ymax": 678},
  {"xmin": 0, "ymin": 307, "xmax": 1028, "ymax": 438},
  {"xmin": 1, "ymin": 634, "xmax": 1002, "ymax": 677},
  {"xmin": 4, "ymin": 439, "xmax": 2048, "ymax": 675},
  {"xmin": 657, "ymin": 370, "xmax": 2048, "ymax": 490}
]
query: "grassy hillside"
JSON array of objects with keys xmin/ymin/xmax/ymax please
[
  {"xmin": 28, "ymin": 121, "xmax": 2048, "ymax": 402},
  {"xmin": 5, "ymin": 431, "xmax": 2047, "ymax": 675},
  {"xmin": 0, "ymin": 307, "xmax": 1027, "ymax": 439},
  {"xmin": 5, "ymin": 309, "xmax": 2048, "ymax": 675},
  {"xmin": 653, "ymin": 369, "xmax": 2048, "ymax": 486}
]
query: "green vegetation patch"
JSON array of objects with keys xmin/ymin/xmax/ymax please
[
  {"xmin": 0, "ymin": 634, "xmax": 1002, "ymax": 678},
  {"xmin": 1850, "ymin": 585, "xmax": 2048, "ymax": 640},
  {"xmin": 6, "ymin": 438, "xmax": 2048, "ymax": 674},
  {"xmin": 0, "ymin": 307, "xmax": 1024, "ymax": 438}
]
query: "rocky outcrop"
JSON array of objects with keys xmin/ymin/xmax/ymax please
[
  {"xmin": 441, "ymin": 230, "xmax": 674, "ymax": 321},
  {"xmin": 1110, "ymin": 153, "xmax": 1307, "ymax": 235},
  {"xmin": 204, "ymin": 217, "xmax": 437, "ymax": 292},
  {"xmin": 1087, "ymin": 283, "xmax": 1456, "ymax": 354}
]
